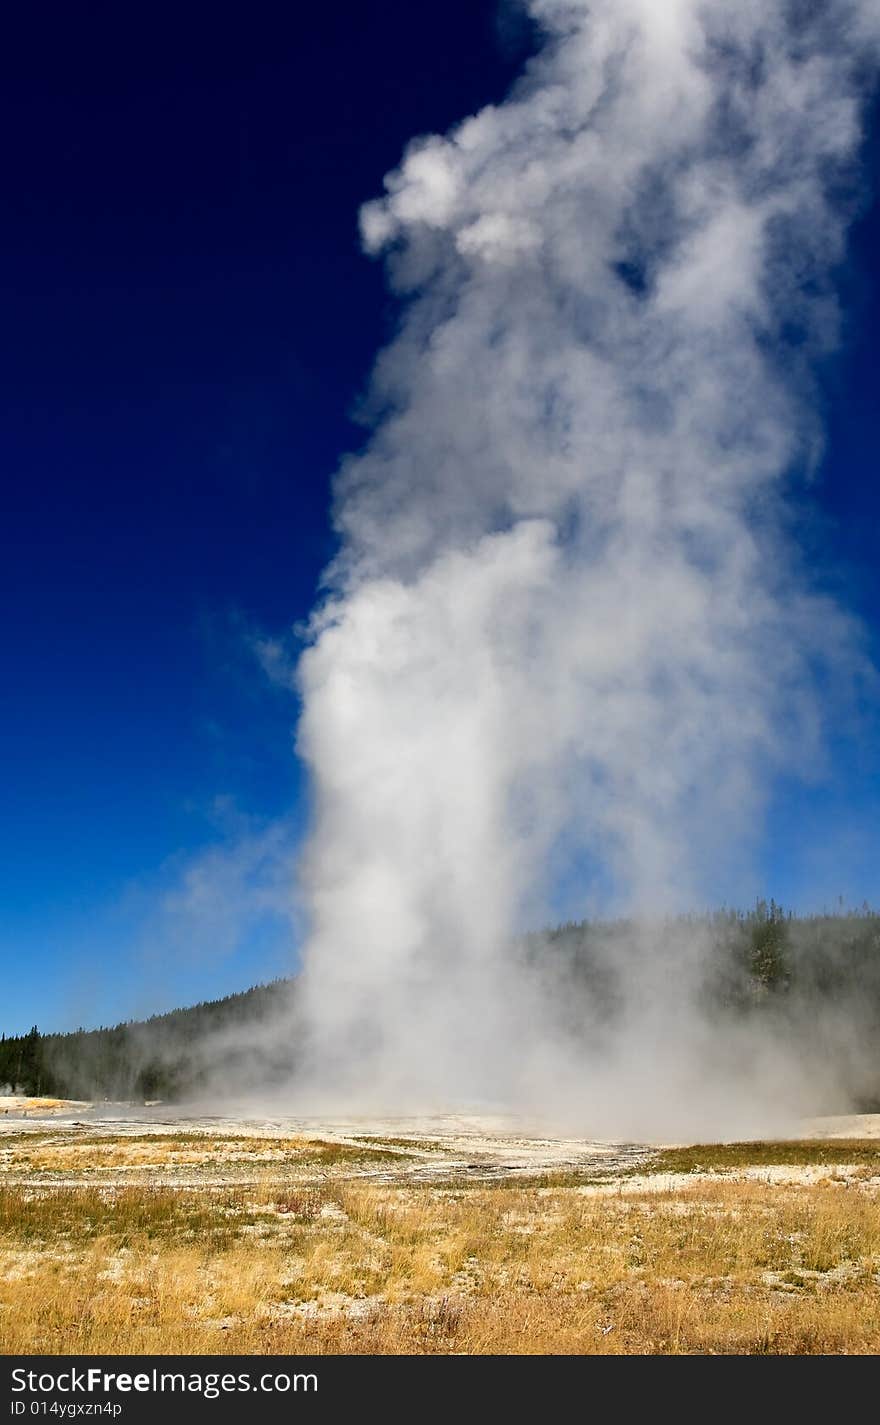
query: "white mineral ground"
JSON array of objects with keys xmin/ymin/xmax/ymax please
[{"xmin": 1, "ymin": 1097, "xmax": 877, "ymax": 1186}]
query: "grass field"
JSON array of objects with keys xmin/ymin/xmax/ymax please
[{"xmin": 2, "ymin": 1126, "xmax": 880, "ymax": 1354}]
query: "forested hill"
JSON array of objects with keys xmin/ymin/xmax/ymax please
[
  {"xmin": 3, "ymin": 903, "xmax": 880, "ymax": 1104},
  {"xmin": 0, "ymin": 979, "xmax": 292, "ymax": 1102}
]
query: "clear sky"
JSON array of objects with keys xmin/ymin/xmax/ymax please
[{"xmin": 2, "ymin": 2, "xmax": 879, "ymax": 1036}]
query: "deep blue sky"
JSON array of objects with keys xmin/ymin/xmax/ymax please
[{"xmin": 1, "ymin": 3, "xmax": 878, "ymax": 1036}]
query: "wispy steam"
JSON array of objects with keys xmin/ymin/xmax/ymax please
[{"xmin": 291, "ymin": 1, "xmax": 879, "ymax": 1127}]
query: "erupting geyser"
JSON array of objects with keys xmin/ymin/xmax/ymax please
[{"xmin": 288, "ymin": 0, "xmax": 879, "ymax": 1130}]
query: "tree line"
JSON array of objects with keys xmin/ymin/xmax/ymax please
[
  {"xmin": 0, "ymin": 980, "xmax": 289, "ymax": 1102},
  {"xmin": 3, "ymin": 902, "xmax": 879, "ymax": 1104}
]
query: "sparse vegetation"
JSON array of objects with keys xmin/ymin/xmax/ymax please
[
  {"xmin": 641, "ymin": 1140, "xmax": 880, "ymax": 1174},
  {"xmin": 0, "ymin": 1133, "xmax": 406, "ymax": 1183},
  {"xmin": 2, "ymin": 1130, "xmax": 880, "ymax": 1353}
]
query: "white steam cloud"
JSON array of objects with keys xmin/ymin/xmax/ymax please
[{"xmin": 290, "ymin": 0, "xmax": 879, "ymax": 1131}]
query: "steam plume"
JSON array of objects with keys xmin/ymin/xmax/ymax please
[{"xmin": 292, "ymin": 1, "xmax": 879, "ymax": 1127}]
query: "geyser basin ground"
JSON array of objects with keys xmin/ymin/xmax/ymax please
[
  {"xmin": 0, "ymin": 1106, "xmax": 654, "ymax": 1185},
  {"xmin": 2, "ymin": 1105, "xmax": 880, "ymax": 1354}
]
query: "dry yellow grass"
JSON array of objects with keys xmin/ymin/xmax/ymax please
[
  {"xmin": 2, "ymin": 1150, "xmax": 880, "ymax": 1354},
  {"xmin": 0, "ymin": 1134, "xmax": 402, "ymax": 1181}
]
